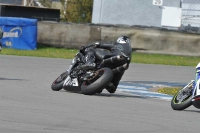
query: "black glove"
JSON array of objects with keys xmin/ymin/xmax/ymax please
[{"xmin": 79, "ymin": 46, "xmax": 86, "ymax": 53}]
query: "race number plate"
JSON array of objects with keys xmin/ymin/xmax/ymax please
[{"xmin": 64, "ymin": 76, "xmax": 79, "ymax": 86}]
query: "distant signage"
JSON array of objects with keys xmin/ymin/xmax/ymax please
[
  {"xmin": 153, "ymin": 0, "xmax": 163, "ymax": 6},
  {"xmin": 0, "ymin": 17, "xmax": 37, "ymax": 50}
]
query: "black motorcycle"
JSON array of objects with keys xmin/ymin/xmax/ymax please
[{"xmin": 51, "ymin": 43, "xmax": 129, "ymax": 95}]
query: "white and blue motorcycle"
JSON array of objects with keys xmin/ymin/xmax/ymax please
[{"xmin": 171, "ymin": 63, "xmax": 200, "ymax": 110}]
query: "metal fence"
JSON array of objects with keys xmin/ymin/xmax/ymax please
[
  {"xmin": 181, "ymin": 0, "xmax": 200, "ymax": 32},
  {"xmin": 0, "ymin": 0, "xmax": 23, "ymax": 5}
]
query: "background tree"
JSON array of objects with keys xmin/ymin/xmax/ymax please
[
  {"xmin": 65, "ymin": 0, "xmax": 93, "ymax": 23},
  {"xmin": 39, "ymin": 0, "xmax": 52, "ymax": 8},
  {"xmin": 38, "ymin": 0, "xmax": 93, "ymax": 23}
]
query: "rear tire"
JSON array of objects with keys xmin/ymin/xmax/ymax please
[
  {"xmin": 51, "ymin": 71, "xmax": 68, "ymax": 91},
  {"xmin": 81, "ymin": 67, "xmax": 113, "ymax": 95},
  {"xmin": 171, "ymin": 80, "xmax": 194, "ymax": 110}
]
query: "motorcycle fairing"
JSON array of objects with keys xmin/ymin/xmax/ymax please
[
  {"xmin": 64, "ymin": 76, "xmax": 79, "ymax": 86},
  {"xmin": 63, "ymin": 76, "xmax": 81, "ymax": 92},
  {"xmin": 193, "ymin": 63, "xmax": 200, "ymax": 96},
  {"xmin": 192, "ymin": 79, "xmax": 200, "ymax": 109},
  {"xmin": 191, "ymin": 62, "xmax": 200, "ymax": 109}
]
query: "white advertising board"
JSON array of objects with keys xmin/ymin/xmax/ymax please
[{"xmin": 161, "ymin": 6, "xmax": 182, "ymax": 27}]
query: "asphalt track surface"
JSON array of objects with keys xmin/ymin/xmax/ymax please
[{"xmin": 1, "ymin": 54, "xmax": 200, "ymax": 133}]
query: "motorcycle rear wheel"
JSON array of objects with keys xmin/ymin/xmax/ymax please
[
  {"xmin": 51, "ymin": 71, "xmax": 68, "ymax": 91},
  {"xmin": 171, "ymin": 80, "xmax": 194, "ymax": 110},
  {"xmin": 81, "ymin": 67, "xmax": 113, "ymax": 95}
]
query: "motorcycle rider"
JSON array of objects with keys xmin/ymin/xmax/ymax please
[
  {"xmin": 80, "ymin": 36, "xmax": 132, "ymax": 93},
  {"xmin": 0, "ymin": 27, "xmax": 3, "ymax": 51}
]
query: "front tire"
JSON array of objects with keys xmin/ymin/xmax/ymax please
[
  {"xmin": 171, "ymin": 80, "xmax": 194, "ymax": 110},
  {"xmin": 51, "ymin": 71, "xmax": 68, "ymax": 91},
  {"xmin": 81, "ymin": 67, "xmax": 113, "ymax": 95}
]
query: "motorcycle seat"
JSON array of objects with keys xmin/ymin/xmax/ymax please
[{"xmin": 94, "ymin": 48, "xmax": 113, "ymax": 60}]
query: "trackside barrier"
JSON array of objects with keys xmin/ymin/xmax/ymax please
[
  {"xmin": 38, "ymin": 22, "xmax": 200, "ymax": 56},
  {"xmin": 0, "ymin": 17, "xmax": 37, "ymax": 50}
]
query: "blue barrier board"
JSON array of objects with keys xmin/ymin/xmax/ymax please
[{"xmin": 0, "ymin": 17, "xmax": 37, "ymax": 50}]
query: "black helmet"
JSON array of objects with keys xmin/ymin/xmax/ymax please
[{"xmin": 116, "ymin": 36, "xmax": 130, "ymax": 44}]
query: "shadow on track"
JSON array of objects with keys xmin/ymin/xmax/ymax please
[
  {"xmin": 0, "ymin": 77, "xmax": 25, "ymax": 81},
  {"xmin": 95, "ymin": 93, "xmax": 152, "ymax": 99},
  {"xmin": 59, "ymin": 89, "xmax": 152, "ymax": 99},
  {"xmin": 183, "ymin": 110, "xmax": 200, "ymax": 113}
]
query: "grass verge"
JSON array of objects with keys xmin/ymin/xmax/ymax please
[
  {"xmin": 0, "ymin": 44, "xmax": 78, "ymax": 59},
  {"xmin": 1, "ymin": 44, "xmax": 200, "ymax": 66},
  {"xmin": 132, "ymin": 52, "xmax": 200, "ymax": 66}
]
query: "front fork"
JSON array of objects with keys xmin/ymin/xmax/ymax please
[
  {"xmin": 67, "ymin": 58, "xmax": 76, "ymax": 73},
  {"xmin": 67, "ymin": 52, "xmax": 84, "ymax": 72}
]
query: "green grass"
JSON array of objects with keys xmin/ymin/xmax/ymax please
[
  {"xmin": 1, "ymin": 44, "xmax": 200, "ymax": 66},
  {"xmin": 132, "ymin": 52, "xmax": 200, "ymax": 66},
  {"xmin": 0, "ymin": 44, "xmax": 78, "ymax": 59}
]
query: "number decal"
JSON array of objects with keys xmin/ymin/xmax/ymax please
[
  {"xmin": 153, "ymin": 0, "xmax": 163, "ymax": 6},
  {"xmin": 155, "ymin": 0, "xmax": 161, "ymax": 4},
  {"xmin": 64, "ymin": 76, "xmax": 79, "ymax": 86}
]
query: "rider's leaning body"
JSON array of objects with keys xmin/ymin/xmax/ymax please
[{"xmin": 81, "ymin": 36, "xmax": 132, "ymax": 93}]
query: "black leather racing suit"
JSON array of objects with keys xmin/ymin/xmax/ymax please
[
  {"xmin": 99, "ymin": 42, "xmax": 132, "ymax": 93},
  {"xmin": 83, "ymin": 41, "xmax": 132, "ymax": 93}
]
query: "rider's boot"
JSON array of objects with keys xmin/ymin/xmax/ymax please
[{"xmin": 106, "ymin": 82, "xmax": 116, "ymax": 93}]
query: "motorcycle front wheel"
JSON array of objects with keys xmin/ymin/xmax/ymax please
[
  {"xmin": 51, "ymin": 71, "xmax": 68, "ymax": 91},
  {"xmin": 171, "ymin": 80, "xmax": 194, "ymax": 110},
  {"xmin": 81, "ymin": 67, "xmax": 113, "ymax": 95}
]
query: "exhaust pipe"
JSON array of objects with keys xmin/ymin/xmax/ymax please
[
  {"xmin": 101, "ymin": 55, "xmax": 124, "ymax": 66},
  {"xmin": 112, "ymin": 64, "xmax": 128, "ymax": 74}
]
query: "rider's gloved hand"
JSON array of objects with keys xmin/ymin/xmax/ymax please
[{"xmin": 79, "ymin": 46, "xmax": 86, "ymax": 53}]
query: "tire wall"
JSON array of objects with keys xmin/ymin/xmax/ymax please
[{"xmin": 38, "ymin": 21, "xmax": 200, "ymax": 56}]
